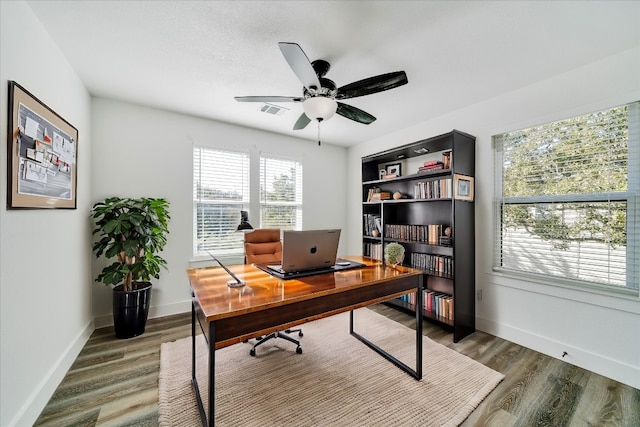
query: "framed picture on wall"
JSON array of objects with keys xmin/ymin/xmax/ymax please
[
  {"xmin": 454, "ymin": 174, "xmax": 474, "ymax": 201},
  {"xmin": 7, "ymin": 81, "xmax": 78, "ymax": 209}
]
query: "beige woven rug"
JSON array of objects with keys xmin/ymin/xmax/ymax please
[{"xmin": 159, "ymin": 308, "xmax": 503, "ymax": 426}]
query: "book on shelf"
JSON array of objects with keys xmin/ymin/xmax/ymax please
[
  {"xmin": 413, "ymin": 178, "xmax": 452, "ymax": 199},
  {"xmin": 369, "ymin": 192, "xmax": 391, "ymax": 201},
  {"xmin": 424, "ymin": 290, "xmax": 454, "ymax": 321},
  {"xmin": 442, "ymin": 151, "xmax": 452, "ymax": 169},
  {"xmin": 363, "ymin": 242, "xmax": 382, "ymax": 260},
  {"xmin": 363, "ymin": 214, "xmax": 382, "ymax": 237},
  {"xmin": 384, "ymin": 223, "xmax": 447, "ymax": 245},
  {"xmin": 398, "ymin": 291, "xmax": 417, "ymax": 306},
  {"xmin": 366, "ymin": 187, "xmax": 391, "ymax": 202},
  {"xmin": 439, "ymin": 236, "xmax": 452, "ymax": 246},
  {"xmin": 410, "ymin": 252, "xmax": 454, "ymax": 275},
  {"xmin": 428, "ymin": 224, "xmax": 443, "ymax": 245},
  {"xmin": 418, "ymin": 161, "xmax": 444, "ymax": 173}
]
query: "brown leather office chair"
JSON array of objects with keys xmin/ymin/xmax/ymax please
[
  {"xmin": 243, "ymin": 229, "xmax": 303, "ymax": 356},
  {"xmin": 244, "ymin": 228, "xmax": 283, "ymax": 265}
]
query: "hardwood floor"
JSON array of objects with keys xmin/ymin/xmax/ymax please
[{"xmin": 35, "ymin": 305, "xmax": 639, "ymax": 426}]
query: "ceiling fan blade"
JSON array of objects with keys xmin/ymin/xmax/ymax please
[
  {"xmin": 336, "ymin": 71, "xmax": 408, "ymax": 100},
  {"xmin": 293, "ymin": 113, "xmax": 311, "ymax": 130},
  {"xmin": 336, "ymin": 102, "xmax": 376, "ymax": 125},
  {"xmin": 278, "ymin": 42, "xmax": 322, "ymax": 91},
  {"xmin": 235, "ymin": 96, "xmax": 303, "ymax": 103}
]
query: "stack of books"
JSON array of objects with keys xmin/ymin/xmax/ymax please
[
  {"xmin": 418, "ymin": 160, "xmax": 444, "ymax": 173},
  {"xmin": 368, "ymin": 191, "xmax": 391, "ymax": 202}
]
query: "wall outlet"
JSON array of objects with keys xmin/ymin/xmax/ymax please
[{"xmin": 477, "ymin": 289, "xmax": 483, "ymax": 301}]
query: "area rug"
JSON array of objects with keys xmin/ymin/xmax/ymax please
[{"xmin": 159, "ymin": 308, "xmax": 503, "ymax": 426}]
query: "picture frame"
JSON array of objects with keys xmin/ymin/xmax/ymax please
[
  {"xmin": 386, "ymin": 163, "xmax": 401, "ymax": 177},
  {"xmin": 7, "ymin": 81, "xmax": 78, "ymax": 209},
  {"xmin": 454, "ymin": 174, "xmax": 474, "ymax": 201}
]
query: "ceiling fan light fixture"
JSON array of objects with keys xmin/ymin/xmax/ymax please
[{"xmin": 303, "ymin": 97, "xmax": 337, "ymax": 122}]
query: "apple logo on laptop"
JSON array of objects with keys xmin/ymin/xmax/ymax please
[{"xmin": 310, "ymin": 246, "xmax": 317, "ymax": 254}]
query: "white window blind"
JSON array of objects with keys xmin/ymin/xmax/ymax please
[
  {"xmin": 494, "ymin": 101, "xmax": 639, "ymax": 292},
  {"xmin": 193, "ymin": 147, "xmax": 250, "ymax": 256},
  {"xmin": 259, "ymin": 155, "xmax": 302, "ymax": 230}
]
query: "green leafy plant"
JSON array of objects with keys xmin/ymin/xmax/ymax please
[
  {"xmin": 91, "ymin": 197, "xmax": 170, "ymax": 292},
  {"xmin": 384, "ymin": 242, "xmax": 405, "ymax": 266}
]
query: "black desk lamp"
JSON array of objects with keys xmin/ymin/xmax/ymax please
[
  {"xmin": 207, "ymin": 211, "xmax": 254, "ymax": 288},
  {"xmin": 237, "ymin": 210, "xmax": 254, "ymax": 231}
]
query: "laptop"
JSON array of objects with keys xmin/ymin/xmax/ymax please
[{"xmin": 267, "ymin": 229, "xmax": 341, "ymax": 275}]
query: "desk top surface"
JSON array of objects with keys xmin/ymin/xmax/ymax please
[{"xmin": 187, "ymin": 256, "xmax": 421, "ymax": 321}]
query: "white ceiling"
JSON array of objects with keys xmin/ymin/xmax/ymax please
[{"xmin": 26, "ymin": 1, "xmax": 640, "ymax": 147}]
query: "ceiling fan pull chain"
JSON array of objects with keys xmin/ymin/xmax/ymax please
[{"xmin": 317, "ymin": 119, "xmax": 322, "ymax": 146}]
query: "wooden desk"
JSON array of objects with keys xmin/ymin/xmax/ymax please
[{"xmin": 187, "ymin": 256, "xmax": 423, "ymax": 427}]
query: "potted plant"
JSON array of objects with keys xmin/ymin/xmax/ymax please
[
  {"xmin": 91, "ymin": 197, "xmax": 170, "ymax": 338},
  {"xmin": 384, "ymin": 242, "xmax": 405, "ymax": 267}
]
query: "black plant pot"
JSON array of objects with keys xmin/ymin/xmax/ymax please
[{"xmin": 112, "ymin": 282, "xmax": 152, "ymax": 339}]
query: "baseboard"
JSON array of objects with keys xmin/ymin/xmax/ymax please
[
  {"xmin": 148, "ymin": 300, "xmax": 191, "ymax": 319},
  {"xmin": 93, "ymin": 299, "xmax": 192, "ymax": 329},
  {"xmin": 10, "ymin": 320, "xmax": 94, "ymax": 427},
  {"xmin": 476, "ymin": 316, "xmax": 640, "ymax": 389}
]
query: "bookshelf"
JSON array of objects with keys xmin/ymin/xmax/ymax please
[{"xmin": 362, "ymin": 130, "xmax": 476, "ymax": 342}]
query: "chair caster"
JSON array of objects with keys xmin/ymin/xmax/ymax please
[
  {"xmin": 296, "ymin": 347, "xmax": 302, "ymax": 354},
  {"xmin": 249, "ymin": 349, "xmax": 256, "ymax": 357},
  {"xmin": 298, "ymin": 331, "xmax": 304, "ymax": 337}
]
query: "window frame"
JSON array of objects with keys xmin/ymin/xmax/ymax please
[
  {"xmin": 259, "ymin": 153, "xmax": 303, "ymax": 231},
  {"xmin": 192, "ymin": 147, "xmax": 305, "ymax": 260},
  {"xmin": 493, "ymin": 101, "xmax": 639, "ymax": 296},
  {"xmin": 192, "ymin": 146, "xmax": 250, "ymax": 258}
]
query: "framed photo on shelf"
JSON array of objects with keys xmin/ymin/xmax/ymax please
[
  {"xmin": 386, "ymin": 163, "xmax": 401, "ymax": 177},
  {"xmin": 454, "ymin": 174, "xmax": 474, "ymax": 201},
  {"xmin": 6, "ymin": 81, "xmax": 78, "ymax": 209}
]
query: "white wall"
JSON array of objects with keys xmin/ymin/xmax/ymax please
[
  {"xmin": 0, "ymin": 2, "xmax": 93, "ymax": 426},
  {"xmin": 346, "ymin": 46, "xmax": 640, "ymax": 388},
  {"xmin": 1, "ymin": 1, "xmax": 637, "ymax": 424},
  {"xmin": 90, "ymin": 98, "xmax": 348, "ymax": 325}
]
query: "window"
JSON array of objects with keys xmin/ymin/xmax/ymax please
[
  {"xmin": 260, "ymin": 155, "xmax": 303, "ymax": 230},
  {"xmin": 494, "ymin": 102, "xmax": 639, "ymax": 293},
  {"xmin": 193, "ymin": 148, "xmax": 304, "ymax": 258},
  {"xmin": 193, "ymin": 147, "xmax": 249, "ymax": 257}
]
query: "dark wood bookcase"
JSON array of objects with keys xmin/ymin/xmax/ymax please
[{"xmin": 362, "ymin": 130, "xmax": 476, "ymax": 342}]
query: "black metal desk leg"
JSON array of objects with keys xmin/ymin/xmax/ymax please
[
  {"xmin": 191, "ymin": 302, "xmax": 210, "ymax": 426},
  {"xmin": 415, "ymin": 275, "xmax": 423, "ymax": 379},
  {"xmin": 208, "ymin": 321, "xmax": 215, "ymax": 427},
  {"xmin": 350, "ymin": 289, "xmax": 423, "ymax": 380},
  {"xmin": 192, "ymin": 301, "xmax": 196, "ymax": 382}
]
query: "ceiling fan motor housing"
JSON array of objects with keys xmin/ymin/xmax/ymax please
[
  {"xmin": 311, "ymin": 59, "xmax": 330, "ymax": 78},
  {"xmin": 304, "ymin": 77, "xmax": 337, "ymax": 98}
]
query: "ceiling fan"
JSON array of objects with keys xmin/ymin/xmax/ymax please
[{"xmin": 235, "ymin": 42, "xmax": 408, "ymax": 143}]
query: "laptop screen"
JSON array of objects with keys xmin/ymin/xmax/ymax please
[{"xmin": 276, "ymin": 229, "xmax": 341, "ymax": 273}]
